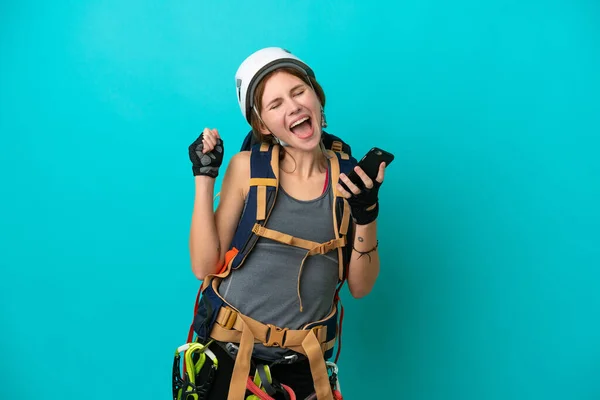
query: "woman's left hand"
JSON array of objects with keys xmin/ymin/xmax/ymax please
[{"xmin": 337, "ymin": 162, "xmax": 386, "ymax": 225}]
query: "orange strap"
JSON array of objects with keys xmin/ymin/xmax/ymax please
[{"xmin": 200, "ymin": 247, "xmax": 239, "ymax": 291}]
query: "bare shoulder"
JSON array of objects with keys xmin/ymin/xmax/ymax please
[
  {"xmin": 229, "ymin": 150, "xmax": 251, "ymax": 169},
  {"xmin": 222, "ymin": 151, "xmax": 251, "ymax": 199}
]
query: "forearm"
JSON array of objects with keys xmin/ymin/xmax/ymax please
[
  {"xmin": 189, "ymin": 176, "xmax": 221, "ymax": 280},
  {"xmin": 346, "ymin": 220, "xmax": 380, "ymax": 298}
]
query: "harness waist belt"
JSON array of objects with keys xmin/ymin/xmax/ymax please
[{"xmin": 210, "ymin": 305, "xmax": 335, "ymax": 400}]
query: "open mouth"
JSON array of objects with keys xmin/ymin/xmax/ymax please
[{"xmin": 289, "ymin": 116, "xmax": 313, "ymax": 138}]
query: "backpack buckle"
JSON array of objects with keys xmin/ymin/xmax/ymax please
[
  {"xmin": 219, "ymin": 307, "xmax": 237, "ymax": 330},
  {"xmin": 331, "ymin": 141, "xmax": 343, "ymax": 153},
  {"xmin": 263, "ymin": 324, "xmax": 288, "ymax": 347}
]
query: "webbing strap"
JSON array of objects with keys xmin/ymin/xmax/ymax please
[
  {"xmin": 250, "ymin": 178, "xmax": 277, "ymax": 187},
  {"xmin": 328, "ymin": 150, "xmax": 342, "ymax": 199},
  {"xmin": 257, "ymin": 186, "xmax": 267, "ymax": 220},
  {"xmin": 303, "ymin": 333, "xmax": 333, "ymax": 400},
  {"xmin": 340, "ymin": 200, "xmax": 350, "ymax": 236},
  {"xmin": 252, "ymin": 224, "xmax": 345, "ymax": 253},
  {"xmin": 227, "ymin": 317, "xmax": 255, "ymax": 400},
  {"xmin": 325, "ymin": 150, "xmax": 351, "ymax": 281}
]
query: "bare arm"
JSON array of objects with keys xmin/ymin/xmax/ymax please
[
  {"xmin": 188, "ymin": 130, "xmax": 249, "ymax": 280},
  {"xmin": 337, "ymin": 162, "xmax": 387, "ymax": 298},
  {"xmin": 189, "ymin": 175, "xmax": 220, "ymax": 279}
]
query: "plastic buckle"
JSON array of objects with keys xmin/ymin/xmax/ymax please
[
  {"xmin": 225, "ymin": 342, "xmax": 239, "ymax": 357},
  {"xmin": 263, "ymin": 324, "xmax": 288, "ymax": 347},
  {"xmin": 251, "ymin": 224, "xmax": 264, "ymax": 235},
  {"xmin": 311, "ymin": 326, "xmax": 323, "ymax": 340},
  {"xmin": 221, "ymin": 307, "xmax": 237, "ymax": 330}
]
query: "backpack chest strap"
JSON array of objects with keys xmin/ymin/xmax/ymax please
[
  {"xmin": 252, "ymin": 224, "xmax": 346, "ymax": 254},
  {"xmin": 252, "ymin": 223, "xmax": 346, "ymax": 311}
]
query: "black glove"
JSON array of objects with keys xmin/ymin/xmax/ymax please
[
  {"xmin": 188, "ymin": 134, "xmax": 224, "ymax": 178},
  {"xmin": 345, "ymin": 180, "xmax": 381, "ymax": 225}
]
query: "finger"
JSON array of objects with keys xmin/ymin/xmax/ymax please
[
  {"xmin": 336, "ymin": 183, "xmax": 352, "ymax": 199},
  {"xmin": 376, "ymin": 162, "xmax": 386, "ymax": 183},
  {"xmin": 204, "ymin": 133, "xmax": 217, "ymax": 149},
  {"xmin": 211, "ymin": 128, "xmax": 220, "ymax": 139},
  {"xmin": 201, "ymin": 136, "xmax": 215, "ymax": 154},
  {"xmin": 354, "ymin": 166, "xmax": 374, "ymax": 189},
  {"xmin": 200, "ymin": 128, "xmax": 212, "ymax": 153},
  {"xmin": 339, "ymin": 173, "xmax": 362, "ymax": 196},
  {"xmin": 201, "ymin": 139, "xmax": 212, "ymax": 154}
]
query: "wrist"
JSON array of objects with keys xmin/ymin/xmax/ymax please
[
  {"xmin": 351, "ymin": 202, "xmax": 379, "ymax": 225},
  {"xmin": 352, "ymin": 240, "xmax": 379, "ymax": 262},
  {"xmin": 194, "ymin": 175, "xmax": 216, "ymax": 185}
]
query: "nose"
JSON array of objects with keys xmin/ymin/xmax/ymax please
[{"xmin": 286, "ymin": 97, "xmax": 302, "ymax": 116}]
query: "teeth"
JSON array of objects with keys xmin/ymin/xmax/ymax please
[{"xmin": 290, "ymin": 117, "xmax": 310, "ymax": 129}]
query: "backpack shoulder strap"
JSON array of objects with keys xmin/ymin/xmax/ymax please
[
  {"xmin": 249, "ymin": 142, "xmax": 279, "ymax": 221},
  {"xmin": 230, "ymin": 142, "xmax": 280, "ymax": 263},
  {"xmin": 322, "ymin": 131, "xmax": 352, "ymax": 157},
  {"xmin": 201, "ymin": 143, "xmax": 280, "ymax": 291},
  {"xmin": 325, "ymin": 149, "xmax": 357, "ymax": 282}
]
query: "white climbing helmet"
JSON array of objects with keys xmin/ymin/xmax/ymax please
[{"xmin": 235, "ymin": 47, "xmax": 315, "ymax": 123}]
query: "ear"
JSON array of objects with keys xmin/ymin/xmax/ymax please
[
  {"xmin": 257, "ymin": 117, "xmax": 272, "ymax": 136},
  {"xmin": 253, "ymin": 107, "xmax": 272, "ymax": 136},
  {"xmin": 258, "ymin": 122, "xmax": 271, "ymax": 136}
]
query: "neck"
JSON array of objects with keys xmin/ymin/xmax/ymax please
[{"xmin": 280, "ymin": 145, "xmax": 327, "ymax": 179}]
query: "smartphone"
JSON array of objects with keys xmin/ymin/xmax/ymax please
[{"xmin": 345, "ymin": 147, "xmax": 394, "ymax": 188}]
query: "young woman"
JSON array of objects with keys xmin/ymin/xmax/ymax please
[{"xmin": 187, "ymin": 47, "xmax": 387, "ymax": 400}]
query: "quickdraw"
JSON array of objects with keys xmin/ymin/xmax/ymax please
[{"xmin": 172, "ymin": 341, "xmax": 219, "ymax": 400}]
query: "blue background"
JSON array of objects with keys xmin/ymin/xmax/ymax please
[{"xmin": 1, "ymin": 1, "xmax": 599, "ymax": 399}]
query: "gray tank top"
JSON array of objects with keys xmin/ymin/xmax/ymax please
[{"xmin": 218, "ymin": 168, "xmax": 339, "ymax": 360}]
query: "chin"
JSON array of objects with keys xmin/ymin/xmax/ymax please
[{"xmin": 293, "ymin": 132, "xmax": 322, "ymax": 151}]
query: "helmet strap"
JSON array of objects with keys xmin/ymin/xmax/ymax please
[{"xmin": 304, "ymin": 74, "xmax": 327, "ymax": 128}]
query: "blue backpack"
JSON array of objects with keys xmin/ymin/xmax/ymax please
[{"xmin": 185, "ymin": 130, "xmax": 357, "ymax": 399}]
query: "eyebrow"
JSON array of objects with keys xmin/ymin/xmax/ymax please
[{"xmin": 265, "ymin": 84, "xmax": 306, "ymax": 108}]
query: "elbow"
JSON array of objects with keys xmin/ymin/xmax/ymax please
[
  {"xmin": 190, "ymin": 257, "xmax": 214, "ymax": 281},
  {"xmin": 347, "ymin": 269, "xmax": 379, "ymax": 299},
  {"xmin": 191, "ymin": 262, "xmax": 207, "ymax": 281},
  {"xmin": 348, "ymin": 284, "xmax": 373, "ymax": 299},
  {"xmin": 190, "ymin": 253, "xmax": 222, "ymax": 281}
]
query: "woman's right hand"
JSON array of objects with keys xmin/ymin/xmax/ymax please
[{"xmin": 188, "ymin": 128, "xmax": 224, "ymax": 178}]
